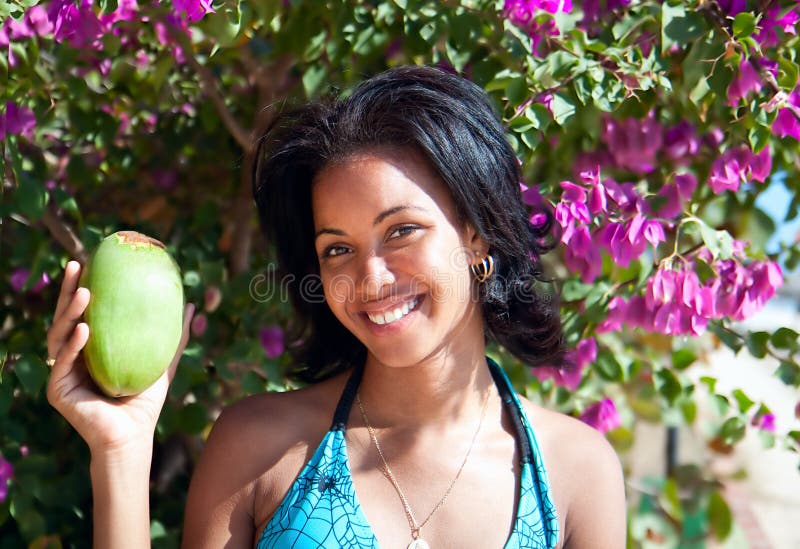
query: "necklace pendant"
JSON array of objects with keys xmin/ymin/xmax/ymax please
[{"xmin": 407, "ymin": 539, "xmax": 430, "ymax": 549}]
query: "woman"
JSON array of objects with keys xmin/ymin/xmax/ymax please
[{"xmin": 46, "ymin": 66, "xmax": 625, "ymax": 548}]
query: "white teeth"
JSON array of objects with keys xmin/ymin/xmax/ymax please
[{"xmin": 367, "ymin": 297, "xmax": 419, "ymax": 325}]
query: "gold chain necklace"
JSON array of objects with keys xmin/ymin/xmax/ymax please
[{"xmin": 356, "ymin": 390, "xmax": 489, "ymax": 549}]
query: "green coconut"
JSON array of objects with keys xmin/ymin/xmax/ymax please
[{"xmin": 79, "ymin": 231, "xmax": 184, "ymax": 397}]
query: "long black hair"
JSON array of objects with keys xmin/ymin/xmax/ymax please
[{"xmin": 252, "ymin": 65, "xmax": 564, "ymax": 383}]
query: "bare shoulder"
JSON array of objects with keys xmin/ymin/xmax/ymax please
[
  {"xmin": 181, "ymin": 372, "xmax": 349, "ymax": 548},
  {"xmin": 519, "ymin": 398, "xmax": 626, "ymax": 549}
]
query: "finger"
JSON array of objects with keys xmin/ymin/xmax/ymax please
[
  {"xmin": 167, "ymin": 303, "xmax": 195, "ymax": 384},
  {"xmin": 47, "ymin": 287, "xmax": 91, "ymax": 360},
  {"xmin": 47, "ymin": 322, "xmax": 91, "ymax": 409},
  {"xmin": 54, "ymin": 261, "xmax": 82, "ymax": 322}
]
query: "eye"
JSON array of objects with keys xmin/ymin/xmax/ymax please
[
  {"xmin": 321, "ymin": 245, "xmax": 350, "ymax": 259},
  {"xmin": 388, "ymin": 225, "xmax": 420, "ymax": 239}
]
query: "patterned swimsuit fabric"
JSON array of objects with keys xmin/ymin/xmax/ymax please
[{"xmin": 257, "ymin": 357, "xmax": 559, "ymax": 548}]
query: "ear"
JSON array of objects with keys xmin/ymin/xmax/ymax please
[{"xmin": 463, "ymin": 223, "xmax": 490, "ymax": 261}]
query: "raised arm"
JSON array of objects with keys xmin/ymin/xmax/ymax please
[{"xmin": 46, "ymin": 260, "xmax": 194, "ymax": 548}]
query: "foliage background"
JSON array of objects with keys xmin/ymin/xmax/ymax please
[{"xmin": 2, "ymin": 0, "xmax": 800, "ymax": 547}]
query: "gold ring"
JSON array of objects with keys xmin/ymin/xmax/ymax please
[{"xmin": 45, "ymin": 357, "xmax": 56, "ymax": 368}]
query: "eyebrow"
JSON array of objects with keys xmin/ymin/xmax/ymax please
[{"xmin": 314, "ymin": 204, "xmax": 428, "ymax": 240}]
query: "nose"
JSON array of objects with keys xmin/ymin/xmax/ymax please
[{"xmin": 359, "ymin": 253, "xmax": 395, "ymax": 300}]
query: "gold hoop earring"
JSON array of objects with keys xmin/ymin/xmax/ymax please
[{"xmin": 470, "ymin": 255, "xmax": 494, "ymax": 283}]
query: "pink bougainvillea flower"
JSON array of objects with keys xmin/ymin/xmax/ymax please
[
  {"xmin": 172, "ymin": 0, "xmax": 215, "ymax": 23},
  {"xmin": 749, "ymin": 146, "xmax": 772, "ymax": 183},
  {"xmin": 754, "ymin": 5, "xmax": 799, "ymax": 48},
  {"xmin": 48, "ymin": 0, "xmax": 104, "ymax": 49},
  {"xmin": 9, "ymin": 268, "xmax": 50, "ymax": 293},
  {"xmin": 0, "ymin": 455, "xmax": 12, "ymax": 503},
  {"xmin": 707, "ymin": 145, "xmax": 769, "ymax": 194},
  {"xmin": 580, "ymin": 398, "xmax": 621, "ymax": 433},
  {"xmin": 773, "ymin": 107, "xmax": 800, "ymax": 140},
  {"xmin": 259, "ymin": 326, "xmax": 285, "ymax": 359},
  {"xmin": 191, "ymin": 313, "xmax": 208, "ymax": 337},
  {"xmin": 532, "ymin": 337, "xmax": 594, "ymax": 390},
  {"xmin": 727, "ymin": 59, "xmax": 762, "ymax": 106},
  {"xmin": 1, "ymin": 102, "xmax": 36, "ymax": 140},
  {"xmin": 753, "ymin": 412, "xmax": 776, "ymax": 432},
  {"xmin": 652, "ymin": 172, "xmax": 697, "ymax": 219},
  {"xmin": 663, "ymin": 121, "xmax": 699, "ymax": 162},
  {"xmin": 563, "ymin": 225, "xmax": 603, "ymax": 282},
  {"xmin": 602, "ymin": 112, "xmax": 663, "ymax": 174},
  {"xmin": 204, "ymin": 285, "xmax": 222, "ymax": 313},
  {"xmin": 519, "ymin": 182, "xmax": 543, "ymax": 206}
]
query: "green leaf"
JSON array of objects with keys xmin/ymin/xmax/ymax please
[
  {"xmin": 707, "ymin": 490, "xmax": 733, "ymax": 540},
  {"xmin": 550, "ymin": 93, "xmax": 577, "ymax": 125},
  {"xmin": 719, "ymin": 416, "xmax": 746, "ymax": 445},
  {"xmin": 709, "ymin": 323, "xmax": 743, "ymax": 353},
  {"xmin": 658, "ymin": 478, "xmax": 683, "ymax": 521},
  {"xmin": 748, "ymin": 124, "xmax": 771, "ymax": 153},
  {"xmin": 671, "ymin": 349, "xmax": 696, "ymax": 370},
  {"xmin": 178, "ymin": 403, "xmax": 208, "ymax": 435},
  {"xmin": 655, "ymin": 368, "xmax": 681, "ymax": 405},
  {"xmin": 732, "ymin": 12, "xmax": 756, "ymax": 38},
  {"xmin": 661, "ymin": 2, "xmax": 708, "ymax": 54},
  {"xmin": 681, "ymin": 399, "xmax": 697, "ymax": 423},
  {"xmin": 302, "ymin": 64, "xmax": 327, "ymax": 98},
  {"xmin": 595, "ymin": 352, "xmax": 624, "ymax": 382},
  {"xmin": 777, "ymin": 55, "xmax": 800, "ymax": 91},
  {"xmin": 770, "ymin": 327, "xmax": 799, "ymax": 350},
  {"xmin": 745, "ymin": 331, "xmax": 770, "ymax": 359},
  {"xmin": 561, "ymin": 279, "xmax": 592, "ymax": 301},
  {"xmin": 775, "ymin": 361, "xmax": 800, "ymax": 386},
  {"xmin": 689, "ymin": 76, "xmax": 711, "ymax": 106},
  {"xmin": 731, "ymin": 389, "xmax": 755, "ymax": 413},
  {"xmin": 14, "ymin": 174, "xmax": 48, "ymax": 221},
  {"xmin": 14, "ymin": 355, "xmax": 48, "ymax": 396}
]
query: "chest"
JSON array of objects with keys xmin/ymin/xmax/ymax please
[{"xmin": 254, "ymin": 425, "xmax": 561, "ymax": 549}]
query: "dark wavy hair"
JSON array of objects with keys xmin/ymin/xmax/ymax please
[{"xmin": 252, "ymin": 65, "xmax": 564, "ymax": 383}]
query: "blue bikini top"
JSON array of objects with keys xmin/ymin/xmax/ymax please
[{"xmin": 257, "ymin": 357, "xmax": 559, "ymax": 548}]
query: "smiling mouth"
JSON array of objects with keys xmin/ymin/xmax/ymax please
[{"xmin": 365, "ymin": 296, "xmax": 422, "ymax": 325}]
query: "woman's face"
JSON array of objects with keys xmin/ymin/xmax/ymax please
[{"xmin": 311, "ymin": 148, "xmax": 488, "ymax": 368}]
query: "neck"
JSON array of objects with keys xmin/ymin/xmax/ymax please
[{"xmin": 357, "ymin": 345, "xmax": 494, "ymax": 429}]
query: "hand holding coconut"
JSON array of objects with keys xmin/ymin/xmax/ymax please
[{"xmin": 45, "ymin": 234, "xmax": 195, "ymax": 455}]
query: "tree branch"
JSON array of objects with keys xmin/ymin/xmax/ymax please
[
  {"xmin": 169, "ymin": 27, "xmax": 251, "ymax": 149},
  {"xmin": 41, "ymin": 205, "xmax": 88, "ymax": 264}
]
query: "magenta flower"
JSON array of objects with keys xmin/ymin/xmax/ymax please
[
  {"xmin": 204, "ymin": 285, "xmax": 222, "ymax": 313},
  {"xmin": 1, "ymin": 102, "xmax": 36, "ymax": 140},
  {"xmin": 728, "ymin": 60, "xmax": 762, "ymax": 106},
  {"xmin": 754, "ymin": 5, "xmax": 798, "ymax": 47},
  {"xmin": 172, "ymin": 0, "xmax": 215, "ymax": 23},
  {"xmin": 563, "ymin": 226, "xmax": 603, "ymax": 282},
  {"xmin": 652, "ymin": 173, "xmax": 697, "ymax": 219},
  {"xmin": 9, "ymin": 268, "xmax": 50, "ymax": 293},
  {"xmin": 773, "ymin": 107, "xmax": 800, "ymax": 141},
  {"xmin": 717, "ymin": 0, "xmax": 746, "ymax": 15},
  {"xmin": 259, "ymin": 326, "xmax": 285, "ymax": 359},
  {"xmin": 708, "ymin": 145, "xmax": 769, "ymax": 194},
  {"xmin": 601, "ymin": 113, "xmax": 663, "ymax": 174},
  {"xmin": 663, "ymin": 121, "xmax": 699, "ymax": 163},
  {"xmin": 749, "ymin": 146, "xmax": 772, "ymax": 183},
  {"xmin": 191, "ymin": 313, "xmax": 208, "ymax": 337},
  {"xmin": 532, "ymin": 338, "xmax": 594, "ymax": 390},
  {"xmin": 599, "ymin": 214, "xmax": 662, "ymax": 268},
  {"xmin": 4, "ymin": 5, "xmax": 52, "ymax": 40},
  {"xmin": 753, "ymin": 412, "xmax": 776, "ymax": 432},
  {"xmin": 580, "ymin": 398, "xmax": 621, "ymax": 433},
  {"xmin": 47, "ymin": 0, "xmax": 103, "ymax": 49},
  {"xmin": 0, "ymin": 455, "xmax": 12, "ymax": 503}
]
